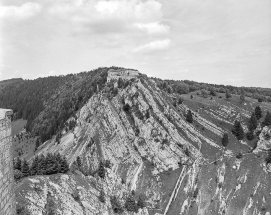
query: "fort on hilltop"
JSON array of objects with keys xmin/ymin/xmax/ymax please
[
  {"xmin": 0, "ymin": 109, "xmax": 15, "ymax": 215},
  {"xmin": 107, "ymin": 68, "xmax": 139, "ymax": 82}
]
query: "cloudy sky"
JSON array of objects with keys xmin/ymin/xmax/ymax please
[{"xmin": 0, "ymin": 0, "xmax": 270, "ymax": 87}]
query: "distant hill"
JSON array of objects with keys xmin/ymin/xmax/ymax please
[{"xmin": 0, "ymin": 78, "xmax": 23, "ymax": 90}]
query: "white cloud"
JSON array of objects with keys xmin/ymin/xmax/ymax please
[
  {"xmin": 134, "ymin": 22, "xmax": 170, "ymax": 35},
  {"xmin": 132, "ymin": 39, "xmax": 171, "ymax": 53},
  {"xmin": 0, "ymin": 2, "xmax": 42, "ymax": 21},
  {"xmin": 49, "ymin": 0, "xmax": 164, "ymax": 35}
]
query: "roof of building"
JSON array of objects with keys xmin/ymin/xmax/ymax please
[{"xmin": 0, "ymin": 109, "xmax": 13, "ymax": 120}]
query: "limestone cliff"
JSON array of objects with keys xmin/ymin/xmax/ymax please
[{"xmin": 15, "ymin": 72, "xmax": 271, "ymax": 215}]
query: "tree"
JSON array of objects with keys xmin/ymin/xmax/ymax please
[
  {"xmin": 123, "ymin": 104, "xmax": 130, "ymax": 112},
  {"xmin": 248, "ymin": 112, "xmax": 257, "ymax": 131},
  {"xmin": 137, "ymin": 194, "xmax": 146, "ymax": 209},
  {"xmin": 186, "ymin": 109, "xmax": 193, "ymax": 123},
  {"xmin": 30, "ymin": 156, "xmax": 39, "ymax": 175},
  {"xmin": 125, "ymin": 195, "xmax": 138, "ymax": 212},
  {"xmin": 112, "ymin": 88, "xmax": 118, "ymax": 97},
  {"xmin": 255, "ymin": 106, "xmax": 262, "ymax": 120},
  {"xmin": 110, "ymin": 196, "xmax": 123, "ymax": 213},
  {"xmin": 225, "ymin": 90, "xmax": 231, "ymax": 99},
  {"xmin": 210, "ymin": 89, "xmax": 217, "ymax": 96},
  {"xmin": 35, "ymin": 138, "xmax": 41, "ymax": 151},
  {"xmin": 201, "ymin": 89, "xmax": 208, "ymax": 98},
  {"xmin": 76, "ymin": 156, "xmax": 82, "ymax": 172},
  {"xmin": 14, "ymin": 169, "xmax": 24, "ymax": 181},
  {"xmin": 265, "ymin": 149, "xmax": 271, "ymax": 164},
  {"xmin": 222, "ymin": 133, "xmax": 229, "ymax": 147},
  {"xmin": 117, "ymin": 78, "xmax": 124, "ymax": 88},
  {"xmin": 240, "ymin": 90, "xmax": 245, "ymax": 103},
  {"xmin": 98, "ymin": 162, "xmax": 106, "ymax": 179},
  {"xmin": 178, "ymin": 96, "xmax": 184, "ymax": 104},
  {"xmin": 246, "ymin": 131, "xmax": 254, "ymax": 140},
  {"xmin": 14, "ymin": 157, "xmax": 22, "ymax": 171},
  {"xmin": 175, "ymin": 82, "xmax": 189, "ymax": 94},
  {"xmin": 262, "ymin": 111, "xmax": 271, "ymax": 127},
  {"xmin": 232, "ymin": 120, "xmax": 244, "ymax": 140},
  {"xmin": 21, "ymin": 159, "xmax": 30, "ymax": 177},
  {"xmin": 99, "ymin": 190, "xmax": 106, "ymax": 203}
]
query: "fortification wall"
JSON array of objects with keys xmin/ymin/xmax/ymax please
[
  {"xmin": 0, "ymin": 109, "xmax": 16, "ymax": 215},
  {"xmin": 107, "ymin": 69, "xmax": 139, "ymax": 82}
]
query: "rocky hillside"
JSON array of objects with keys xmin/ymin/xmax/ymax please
[{"xmin": 14, "ymin": 69, "xmax": 271, "ymax": 215}]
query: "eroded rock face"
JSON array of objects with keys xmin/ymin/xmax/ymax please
[{"xmin": 16, "ymin": 74, "xmax": 271, "ymax": 214}]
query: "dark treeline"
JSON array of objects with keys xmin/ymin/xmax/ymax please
[
  {"xmin": 13, "ymin": 153, "xmax": 69, "ymax": 180},
  {"xmin": 0, "ymin": 67, "xmax": 123, "ymax": 143},
  {"xmin": 154, "ymin": 78, "xmax": 271, "ymax": 102}
]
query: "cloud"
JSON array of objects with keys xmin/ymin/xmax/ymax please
[
  {"xmin": 134, "ymin": 22, "xmax": 170, "ymax": 35},
  {"xmin": 49, "ymin": 0, "xmax": 164, "ymax": 35},
  {"xmin": 0, "ymin": 2, "xmax": 42, "ymax": 21},
  {"xmin": 132, "ymin": 39, "xmax": 171, "ymax": 53}
]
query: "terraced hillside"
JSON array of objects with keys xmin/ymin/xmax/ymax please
[{"xmin": 12, "ymin": 69, "xmax": 271, "ymax": 215}]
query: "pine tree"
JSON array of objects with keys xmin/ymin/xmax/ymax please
[
  {"xmin": 76, "ymin": 156, "xmax": 82, "ymax": 172},
  {"xmin": 262, "ymin": 111, "xmax": 271, "ymax": 127},
  {"xmin": 240, "ymin": 90, "xmax": 245, "ymax": 103},
  {"xmin": 60, "ymin": 156, "xmax": 69, "ymax": 173},
  {"xmin": 255, "ymin": 106, "xmax": 262, "ymax": 120},
  {"xmin": 222, "ymin": 133, "xmax": 229, "ymax": 147},
  {"xmin": 99, "ymin": 190, "xmax": 105, "ymax": 203},
  {"xmin": 37, "ymin": 154, "xmax": 46, "ymax": 175},
  {"xmin": 248, "ymin": 112, "xmax": 258, "ymax": 131},
  {"xmin": 98, "ymin": 162, "xmax": 105, "ymax": 179},
  {"xmin": 14, "ymin": 157, "xmax": 22, "ymax": 171},
  {"xmin": 55, "ymin": 153, "xmax": 62, "ymax": 173},
  {"xmin": 186, "ymin": 109, "xmax": 193, "ymax": 123},
  {"xmin": 232, "ymin": 120, "xmax": 244, "ymax": 140},
  {"xmin": 30, "ymin": 156, "xmax": 39, "ymax": 176},
  {"xmin": 21, "ymin": 159, "xmax": 30, "ymax": 177},
  {"xmin": 35, "ymin": 138, "xmax": 40, "ymax": 151}
]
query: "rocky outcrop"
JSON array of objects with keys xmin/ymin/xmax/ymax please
[{"xmin": 16, "ymin": 74, "xmax": 271, "ymax": 214}]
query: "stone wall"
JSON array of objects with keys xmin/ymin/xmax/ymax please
[
  {"xmin": 107, "ymin": 68, "xmax": 139, "ymax": 82},
  {"xmin": 0, "ymin": 109, "xmax": 16, "ymax": 215}
]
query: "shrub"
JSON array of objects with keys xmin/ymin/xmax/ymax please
[
  {"xmin": 246, "ymin": 131, "xmax": 254, "ymax": 140},
  {"xmin": 137, "ymin": 194, "xmax": 146, "ymax": 209},
  {"xmin": 225, "ymin": 90, "xmax": 231, "ymax": 99},
  {"xmin": 110, "ymin": 196, "xmax": 123, "ymax": 213},
  {"xmin": 236, "ymin": 153, "xmax": 243, "ymax": 159},
  {"xmin": 14, "ymin": 169, "xmax": 24, "ymax": 181},
  {"xmin": 123, "ymin": 104, "xmax": 130, "ymax": 112},
  {"xmin": 186, "ymin": 110, "xmax": 193, "ymax": 123},
  {"xmin": 222, "ymin": 133, "xmax": 229, "ymax": 147}
]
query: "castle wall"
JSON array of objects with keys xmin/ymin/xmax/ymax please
[
  {"xmin": 0, "ymin": 109, "xmax": 16, "ymax": 215},
  {"xmin": 107, "ymin": 69, "xmax": 139, "ymax": 82}
]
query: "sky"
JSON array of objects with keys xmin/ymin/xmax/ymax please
[{"xmin": 0, "ymin": 0, "xmax": 270, "ymax": 87}]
